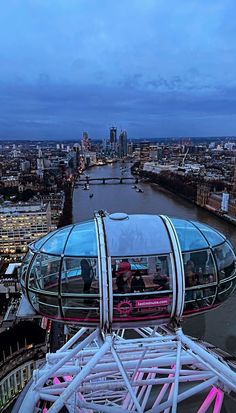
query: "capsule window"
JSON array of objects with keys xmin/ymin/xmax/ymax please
[
  {"xmin": 20, "ymin": 250, "xmax": 34, "ymax": 287},
  {"xmin": 183, "ymin": 249, "xmax": 217, "ymax": 287},
  {"xmin": 61, "ymin": 258, "xmax": 99, "ymax": 295},
  {"xmin": 112, "ymin": 255, "xmax": 172, "ymax": 294},
  {"xmin": 28, "ymin": 254, "xmax": 61, "ymax": 292},
  {"xmin": 112, "ymin": 255, "xmax": 172, "ymax": 321},
  {"xmin": 28, "ymin": 290, "xmax": 59, "ymax": 317},
  {"xmin": 60, "ymin": 257, "xmax": 100, "ymax": 320},
  {"xmin": 61, "ymin": 296, "xmax": 100, "ymax": 321},
  {"xmin": 216, "ymin": 279, "xmax": 236, "ymax": 302},
  {"xmin": 183, "ymin": 249, "xmax": 217, "ymax": 311},
  {"xmin": 213, "ymin": 242, "xmax": 236, "ymax": 281},
  {"xmin": 172, "ymin": 218, "xmax": 208, "ymax": 251}
]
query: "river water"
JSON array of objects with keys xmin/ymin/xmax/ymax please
[{"xmin": 73, "ymin": 162, "xmax": 236, "ymax": 356}]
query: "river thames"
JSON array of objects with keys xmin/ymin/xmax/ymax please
[{"xmin": 73, "ymin": 161, "xmax": 236, "ymax": 357}]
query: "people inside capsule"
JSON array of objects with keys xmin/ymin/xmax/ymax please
[
  {"xmin": 153, "ymin": 258, "xmax": 169, "ymax": 290},
  {"xmin": 81, "ymin": 258, "xmax": 94, "ymax": 294},
  {"xmin": 183, "ymin": 250, "xmax": 217, "ymax": 309},
  {"xmin": 116, "ymin": 259, "xmax": 132, "ymax": 293},
  {"xmin": 62, "ymin": 257, "xmax": 100, "ymax": 320},
  {"xmin": 112, "ymin": 255, "xmax": 172, "ymax": 320},
  {"xmin": 131, "ymin": 270, "xmax": 145, "ymax": 293}
]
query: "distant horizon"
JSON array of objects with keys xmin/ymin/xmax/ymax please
[{"xmin": 1, "ymin": 135, "xmax": 236, "ymax": 143}]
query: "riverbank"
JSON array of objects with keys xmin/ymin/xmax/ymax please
[
  {"xmin": 137, "ymin": 168, "xmax": 196, "ymax": 201},
  {"xmin": 196, "ymin": 203, "xmax": 236, "ymax": 227},
  {"xmin": 137, "ymin": 168, "xmax": 236, "ymax": 228},
  {"xmin": 145, "ymin": 178, "xmax": 236, "ymax": 227}
]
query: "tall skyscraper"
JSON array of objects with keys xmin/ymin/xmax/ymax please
[
  {"xmin": 110, "ymin": 127, "xmax": 117, "ymax": 144},
  {"xmin": 81, "ymin": 132, "xmax": 91, "ymax": 152},
  {"xmin": 36, "ymin": 147, "xmax": 45, "ymax": 178},
  {"xmin": 119, "ymin": 130, "xmax": 128, "ymax": 157}
]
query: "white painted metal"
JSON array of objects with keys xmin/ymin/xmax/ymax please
[
  {"xmin": 47, "ymin": 337, "xmax": 112, "ymax": 413},
  {"xmin": 34, "ymin": 328, "xmax": 98, "ymax": 389},
  {"xmin": 16, "ymin": 326, "xmax": 236, "ymax": 413},
  {"xmin": 94, "ymin": 212, "xmax": 110, "ymax": 331},
  {"xmin": 107, "ymin": 256, "xmax": 113, "ymax": 329},
  {"xmin": 160, "ymin": 215, "xmax": 185, "ymax": 319}
]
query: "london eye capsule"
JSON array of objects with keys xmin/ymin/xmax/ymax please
[{"xmin": 20, "ymin": 212, "xmax": 236, "ymax": 329}]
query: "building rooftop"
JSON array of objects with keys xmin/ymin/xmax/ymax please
[{"xmin": 0, "ymin": 202, "xmax": 49, "ymax": 214}]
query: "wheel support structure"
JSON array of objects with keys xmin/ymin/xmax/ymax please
[{"xmin": 17, "ymin": 325, "xmax": 236, "ymax": 413}]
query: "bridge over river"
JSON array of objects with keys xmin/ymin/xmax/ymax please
[{"xmin": 75, "ymin": 176, "xmax": 139, "ymax": 185}]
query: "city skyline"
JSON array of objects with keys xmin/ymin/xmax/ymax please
[{"xmin": 1, "ymin": 0, "xmax": 236, "ymax": 139}]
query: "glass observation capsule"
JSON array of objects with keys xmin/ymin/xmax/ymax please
[{"xmin": 20, "ymin": 213, "xmax": 236, "ymax": 329}]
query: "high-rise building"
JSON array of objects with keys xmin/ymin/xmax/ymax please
[
  {"xmin": 110, "ymin": 127, "xmax": 117, "ymax": 144},
  {"xmin": 118, "ymin": 130, "xmax": 128, "ymax": 157},
  {"xmin": 127, "ymin": 141, "xmax": 134, "ymax": 156},
  {"xmin": 36, "ymin": 147, "xmax": 45, "ymax": 179},
  {"xmin": 81, "ymin": 132, "xmax": 91, "ymax": 152}
]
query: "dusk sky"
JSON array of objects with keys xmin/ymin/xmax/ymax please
[{"xmin": 0, "ymin": 0, "xmax": 236, "ymax": 140}]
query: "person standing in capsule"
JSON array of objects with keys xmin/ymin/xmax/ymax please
[
  {"xmin": 81, "ymin": 259, "xmax": 93, "ymax": 293},
  {"xmin": 116, "ymin": 259, "xmax": 132, "ymax": 293}
]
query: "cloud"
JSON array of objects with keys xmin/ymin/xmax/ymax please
[
  {"xmin": 0, "ymin": 1, "xmax": 236, "ymax": 137},
  {"xmin": 0, "ymin": 80, "xmax": 236, "ymax": 139}
]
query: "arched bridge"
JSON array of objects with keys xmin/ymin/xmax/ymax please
[{"xmin": 75, "ymin": 176, "xmax": 139, "ymax": 185}]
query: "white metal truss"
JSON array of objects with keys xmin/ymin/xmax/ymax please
[
  {"xmin": 17, "ymin": 326, "xmax": 236, "ymax": 413},
  {"xmin": 160, "ymin": 215, "xmax": 185, "ymax": 320},
  {"xmin": 94, "ymin": 212, "xmax": 110, "ymax": 331}
]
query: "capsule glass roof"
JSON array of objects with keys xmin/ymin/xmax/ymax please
[
  {"xmin": 171, "ymin": 218, "xmax": 226, "ymax": 251},
  {"xmin": 30, "ymin": 214, "xmax": 227, "ymax": 257},
  {"xmin": 32, "ymin": 221, "xmax": 98, "ymax": 256},
  {"xmin": 104, "ymin": 214, "xmax": 172, "ymax": 256},
  {"xmin": 191, "ymin": 221, "xmax": 225, "ymax": 246}
]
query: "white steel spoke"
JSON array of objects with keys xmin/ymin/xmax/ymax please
[
  {"xmin": 47, "ymin": 337, "xmax": 112, "ymax": 413},
  {"xmin": 111, "ymin": 347, "xmax": 142, "ymax": 412}
]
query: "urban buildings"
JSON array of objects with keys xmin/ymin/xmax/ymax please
[
  {"xmin": 129, "ymin": 138, "xmax": 236, "ymax": 225},
  {"xmin": 0, "ymin": 202, "xmax": 52, "ymax": 260}
]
